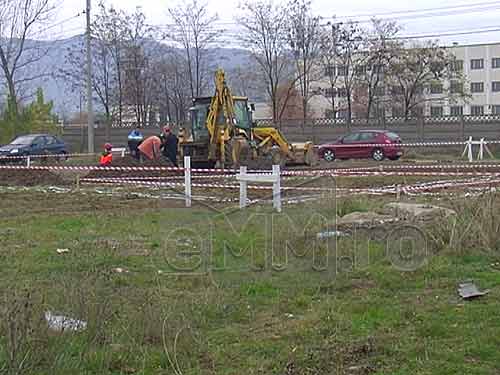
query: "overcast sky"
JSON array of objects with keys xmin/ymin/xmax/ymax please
[{"xmin": 51, "ymin": 0, "xmax": 500, "ymax": 45}]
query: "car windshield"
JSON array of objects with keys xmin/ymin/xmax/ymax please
[
  {"xmin": 11, "ymin": 135, "xmax": 37, "ymax": 145},
  {"xmin": 386, "ymin": 132, "xmax": 400, "ymax": 140}
]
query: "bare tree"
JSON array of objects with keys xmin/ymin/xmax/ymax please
[
  {"xmin": 237, "ymin": 0, "xmax": 293, "ymax": 123},
  {"xmin": 157, "ymin": 51, "xmax": 191, "ymax": 124},
  {"xmin": 286, "ymin": 0, "xmax": 321, "ymax": 123},
  {"xmin": 0, "ymin": 0, "xmax": 56, "ymax": 118},
  {"xmin": 387, "ymin": 40, "xmax": 468, "ymax": 119},
  {"xmin": 318, "ymin": 21, "xmax": 341, "ymax": 118},
  {"xmin": 358, "ymin": 19, "xmax": 400, "ymax": 120},
  {"xmin": 92, "ymin": 1, "xmax": 128, "ymax": 127},
  {"xmin": 121, "ymin": 8, "xmax": 157, "ymax": 126},
  {"xmin": 167, "ymin": 0, "xmax": 219, "ymax": 99},
  {"xmin": 335, "ymin": 21, "xmax": 369, "ymax": 124}
]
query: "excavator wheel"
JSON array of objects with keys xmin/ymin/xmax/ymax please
[
  {"xmin": 271, "ymin": 148, "xmax": 287, "ymax": 169},
  {"xmin": 304, "ymin": 147, "xmax": 319, "ymax": 167}
]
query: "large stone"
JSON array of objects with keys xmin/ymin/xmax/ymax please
[
  {"xmin": 337, "ymin": 211, "xmax": 398, "ymax": 227},
  {"xmin": 384, "ymin": 202, "xmax": 456, "ymax": 221}
]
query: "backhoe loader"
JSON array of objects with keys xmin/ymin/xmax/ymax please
[{"xmin": 179, "ymin": 69, "xmax": 317, "ymax": 169}]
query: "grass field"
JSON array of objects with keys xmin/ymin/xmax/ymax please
[{"xmin": 1, "ymin": 189, "xmax": 500, "ymax": 374}]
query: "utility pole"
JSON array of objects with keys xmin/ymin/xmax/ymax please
[{"xmin": 86, "ymin": 0, "xmax": 94, "ymax": 153}]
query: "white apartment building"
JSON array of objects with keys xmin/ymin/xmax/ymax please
[{"xmin": 309, "ymin": 41, "xmax": 500, "ymax": 119}]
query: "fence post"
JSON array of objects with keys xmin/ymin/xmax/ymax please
[
  {"xmin": 184, "ymin": 156, "xmax": 192, "ymax": 208},
  {"xmin": 272, "ymin": 164, "xmax": 282, "ymax": 213},
  {"xmin": 239, "ymin": 166, "xmax": 248, "ymax": 209},
  {"xmin": 26, "ymin": 156, "xmax": 31, "ymax": 168}
]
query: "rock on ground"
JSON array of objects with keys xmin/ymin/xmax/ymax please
[
  {"xmin": 383, "ymin": 202, "xmax": 456, "ymax": 221},
  {"xmin": 337, "ymin": 211, "xmax": 398, "ymax": 227}
]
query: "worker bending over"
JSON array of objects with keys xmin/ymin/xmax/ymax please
[
  {"xmin": 138, "ymin": 135, "xmax": 162, "ymax": 161},
  {"xmin": 100, "ymin": 143, "xmax": 113, "ymax": 166}
]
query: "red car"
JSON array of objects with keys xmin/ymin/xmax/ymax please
[{"xmin": 318, "ymin": 130, "xmax": 403, "ymax": 162}]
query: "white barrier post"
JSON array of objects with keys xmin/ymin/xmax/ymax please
[
  {"xmin": 479, "ymin": 138, "xmax": 485, "ymax": 160},
  {"xmin": 273, "ymin": 164, "xmax": 282, "ymax": 213},
  {"xmin": 239, "ymin": 166, "xmax": 248, "ymax": 209},
  {"xmin": 184, "ymin": 156, "xmax": 192, "ymax": 208},
  {"xmin": 462, "ymin": 136, "xmax": 473, "ymax": 162},
  {"xmin": 26, "ymin": 156, "xmax": 31, "ymax": 168}
]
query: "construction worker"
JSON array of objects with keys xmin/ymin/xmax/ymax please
[
  {"xmin": 137, "ymin": 135, "xmax": 162, "ymax": 161},
  {"xmin": 100, "ymin": 143, "xmax": 113, "ymax": 166},
  {"xmin": 160, "ymin": 125, "xmax": 179, "ymax": 167},
  {"xmin": 127, "ymin": 125, "xmax": 144, "ymax": 159}
]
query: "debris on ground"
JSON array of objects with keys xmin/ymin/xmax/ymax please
[
  {"xmin": 56, "ymin": 248, "xmax": 70, "ymax": 254},
  {"xmin": 337, "ymin": 211, "xmax": 398, "ymax": 227},
  {"xmin": 384, "ymin": 202, "xmax": 456, "ymax": 221},
  {"xmin": 458, "ymin": 281, "xmax": 490, "ymax": 300},
  {"xmin": 316, "ymin": 230, "xmax": 349, "ymax": 239},
  {"xmin": 45, "ymin": 311, "xmax": 87, "ymax": 332},
  {"xmin": 112, "ymin": 267, "xmax": 129, "ymax": 274}
]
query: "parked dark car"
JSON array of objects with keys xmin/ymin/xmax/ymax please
[
  {"xmin": 0, "ymin": 134, "xmax": 68, "ymax": 160},
  {"xmin": 318, "ymin": 130, "xmax": 403, "ymax": 162}
]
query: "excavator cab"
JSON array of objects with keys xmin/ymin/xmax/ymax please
[
  {"xmin": 189, "ymin": 97, "xmax": 253, "ymax": 143},
  {"xmin": 181, "ymin": 95, "xmax": 255, "ymax": 167}
]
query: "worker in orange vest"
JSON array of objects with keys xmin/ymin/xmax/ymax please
[
  {"xmin": 100, "ymin": 143, "xmax": 113, "ymax": 166},
  {"xmin": 138, "ymin": 135, "xmax": 162, "ymax": 161}
]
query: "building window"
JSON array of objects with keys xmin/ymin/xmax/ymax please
[
  {"xmin": 323, "ymin": 87, "xmax": 336, "ymax": 98},
  {"xmin": 392, "ymin": 85, "xmax": 404, "ymax": 95},
  {"xmin": 492, "ymin": 81, "xmax": 500, "ymax": 92},
  {"xmin": 392, "ymin": 107, "xmax": 404, "ymax": 117},
  {"xmin": 337, "ymin": 87, "xmax": 348, "ymax": 97},
  {"xmin": 430, "ymin": 106, "xmax": 443, "ymax": 117},
  {"xmin": 471, "ymin": 59, "xmax": 484, "ymax": 70},
  {"xmin": 415, "ymin": 85, "xmax": 424, "ymax": 95},
  {"xmin": 450, "ymin": 81, "xmax": 463, "ymax": 94},
  {"xmin": 375, "ymin": 86, "xmax": 385, "ymax": 96},
  {"xmin": 451, "ymin": 60, "xmax": 463, "ymax": 72},
  {"xmin": 471, "ymin": 105, "xmax": 484, "ymax": 116},
  {"xmin": 337, "ymin": 66, "xmax": 348, "ymax": 76},
  {"xmin": 450, "ymin": 106, "xmax": 463, "ymax": 116},
  {"xmin": 355, "ymin": 65, "xmax": 366, "ymax": 76},
  {"xmin": 411, "ymin": 107, "xmax": 424, "ymax": 117},
  {"xmin": 337, "ymin": 110, "xmax": 348, "ymax": 119},
  {"xmin": 324, "ymin": 65, "xmax": 335, "ymax": 77},
  {"xmin": 325, "ymin": 109, "xmax": 336, "ymax": 118},
  {"xmin": 471, "ymin": 82, "xmax": 484, "ymax": 93},
  {"xmin": 493, "ymin": 58, "xmax": 500, "ymax": 69},
  {"xmin": 491, "ymin": 105, "xmax": 500, "ymax": 115},
  {"xmin": 430, "ymin": 83, "xmax": 443, "ymax": 94}
]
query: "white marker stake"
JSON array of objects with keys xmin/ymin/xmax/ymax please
[
  {"xmin": 184, "ymin": 156, "xmax": 192, "ymax": 208},
  {"xmin": 273, "ymin": 164, "xmax": 282, "ymax": 213},
  {"xmin": 239, "ymin": 166, "xmax": 248, "ymax": 209}
]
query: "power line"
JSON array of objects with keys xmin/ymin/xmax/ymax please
[
  {"xmin": 392, "ymin": 26, "xmax": 500, "ymax": 40},
  {"xmin": 34, "ymin": 12, "xmax": 84, "ymax": 36},
  {"xmin": 334, "ymin": 0, "xmax": 500, "ymax": 19}
]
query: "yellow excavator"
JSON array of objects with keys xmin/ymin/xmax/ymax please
[{"xmin": 179, "ymin": 69, "xmax": 317, "ymax": 169}]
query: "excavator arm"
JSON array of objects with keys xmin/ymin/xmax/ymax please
[{"xmin": 206, "ymin": 69, "xmax": 236, "ymax": 162}]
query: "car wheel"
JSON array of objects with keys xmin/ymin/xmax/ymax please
[
  {"xmin": 372, "ymin": 148, "xmax": 385, "ymax": 162},
  {"xmin": 323, "ymin": 149, "xmax": 336, "ymax": 162}
]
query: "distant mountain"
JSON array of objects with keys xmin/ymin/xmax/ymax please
[{"xmin": 9, "ymin": 35, "xmax": 264, "ymax": 118}]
